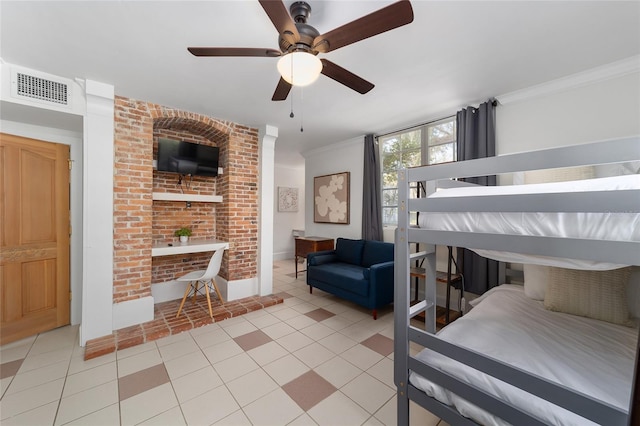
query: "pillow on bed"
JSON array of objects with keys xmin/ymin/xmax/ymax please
[
  {"xmin": 544, "ymin": 267, "xmax": 633, "ymax": 326},
  {"xmin": 523, "ymin": 264, "xmax": 550, "ymax": 301}
]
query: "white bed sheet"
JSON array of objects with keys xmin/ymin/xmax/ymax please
[
  {"xmin": 417, "ymin": 175, "xmax": 640, "ymax": 269},
  {"xmin": 409, "ymin": 285, "xmax": 637, "ymax": 426}
]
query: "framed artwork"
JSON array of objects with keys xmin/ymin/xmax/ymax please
[
  {"xmin": 278, "ymin": 187, "xmax": 299, "ymax": 212},
  {"xmin": 314, "ymin": 171, "xmax": 350, "ymax": 224}
]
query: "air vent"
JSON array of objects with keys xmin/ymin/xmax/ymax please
[{"xmin": 16, "ymin": 72, "xmax": 68, "ymax": 105}]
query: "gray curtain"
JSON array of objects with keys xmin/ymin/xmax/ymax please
[
  {"xmin": 456, "ymin": 101, "xmax": 499, "ymax": 294},
  {"xmin": 362, "ymin": 134, "xmax": 383, "ymax": 240}
]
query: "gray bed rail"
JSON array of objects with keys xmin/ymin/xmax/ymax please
[{"xmin": 394, "ymin": 136, "xmax": 640, "ymax": 425}]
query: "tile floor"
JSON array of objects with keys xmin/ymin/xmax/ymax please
[
  {"xmin": 83, "ymin": 294, "xmax": 284, "ymax": 360},
  {"xmin": 0, "ymin": 259, "xmax": 447, "ymax": 426}
]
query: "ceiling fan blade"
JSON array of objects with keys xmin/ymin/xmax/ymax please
[
  {"xmin": 272, "ymin": 77, "xmax": 292, "ymax": 101},
  {"xmin": 188, "ymin": 47, "xmax": 281, "ymax": 57},
  {"xmin": 320, "ymin": 59, "xmax": 374, "ymax": 94},
  {"xmin": 259, "ymin": 0, "xmax": 300, "ymax": 45},
  {"xmin": 312, "ymin": 0, "xmax": 414, "ymax": 53}
]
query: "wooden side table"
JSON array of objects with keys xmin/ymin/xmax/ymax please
[{"xmin": 294, "ymin": 237, "xmax": 334, "ymax": 278}]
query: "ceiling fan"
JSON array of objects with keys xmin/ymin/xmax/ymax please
[{"xmin": 188, "ymin": 0, "xmax": 414, "ymax": 101}]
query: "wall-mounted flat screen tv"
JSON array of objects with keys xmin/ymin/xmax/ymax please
[{"xmin": 156, "ymin": 138, "xmax": 219, "ymax": 177}]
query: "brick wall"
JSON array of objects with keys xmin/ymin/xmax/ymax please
[{"xmin": 113, "ymin": 97, "xmax": 259, "ymax": 303}]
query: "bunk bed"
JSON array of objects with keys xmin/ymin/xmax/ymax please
[{"xmin": 393, "ymin": 136, "xmax": 640, "ymax": 426}]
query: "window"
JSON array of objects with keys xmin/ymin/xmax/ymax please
[{"xmin": 380, "ymin": 117, "xmax": 457, "ymax": 226}]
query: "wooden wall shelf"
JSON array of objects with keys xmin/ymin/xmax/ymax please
[
  {"xmin": 152, "ymin": 192, "xmax": 222, "ymax": 203},
  {"xmin": 151, "ymin": 239, "xmax": 229, "ymax": 257}
]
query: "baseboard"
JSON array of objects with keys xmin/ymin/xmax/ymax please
[
  {"xmin": 112, "ymin": 296, "xmax": 154, "ymax": 330},
  {"xmin": 150, "ymin": 276, "xmax": 258, "ymax": 304},
  {"xmin": 273, "ymin": 251, "xmax": 293, "ymax": 261},
  {"xmin": 151, "ymin": 280, "xmax": 184, "ymax": 304},
  {"xmin": 226, "ymin": 277, "xmax": 258, "ymax": 301}
]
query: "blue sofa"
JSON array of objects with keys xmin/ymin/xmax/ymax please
[{"xmin": 306, "ymin": 238, "xmax": 394, "ymax": 319}]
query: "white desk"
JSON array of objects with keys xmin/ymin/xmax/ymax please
[{"xmin": 151, "ymin": 239, "xmax": 229, "ymax": 257}]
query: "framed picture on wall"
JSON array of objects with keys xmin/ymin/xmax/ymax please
[
  {"xmin": 278, "ymin": 187, "xmax": 299, "ymax": 212},
  {"xmin": 313, "ymin": 171, "xmax": 350, "ymax": 224}
]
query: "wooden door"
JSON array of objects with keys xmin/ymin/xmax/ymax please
[{"xmin": 1, "ymin": 133, "xmax": 70, "ymax": 345}]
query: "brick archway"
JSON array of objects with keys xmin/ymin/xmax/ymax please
[{"xmin": 113, "ymin": 97, "xmax": 259, "ymax": 305}]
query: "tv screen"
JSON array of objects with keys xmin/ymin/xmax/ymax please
[{"xmin": 157, "ymin": 138, "xmax": 219, "ymax": 177}]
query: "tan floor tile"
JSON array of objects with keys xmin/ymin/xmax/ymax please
[
  {"xmin": 0, "ymin": 378, "xmax": 64, "ymax": 420},
  {"xmin": 247, "ymin": 341, "xmax": 289, "ymax": 366},
  {"xmin": 55, "ymin": 380, "xmax": 118, "ymax": 425},
  {"xmin": 314, "ymin": 356, "xmax": 362, "ymax": 389},
  {"xmin": 341, "ymin": 372, "xmax": 395, "ymax": 414},
  {"xmin": 243, "ymin": 388, "xmax": 304, "ymax": 426},
  {"xmin": 164, "ymin": 350, "xmax": 210, "ymax": 381},
  {"xmin": 120, "ymin": 382, "xmax": 178, "ymax": 426},
  {"xmin": 213, "ymin": 409, "xmax": 252, "ymax": 425},
  {"xmin": 138, "ymin": 406, "xmax": 186, "ymax": 425},
  {"xmin": 0, "ymin": 401, "xmax": 57, "ymax": 426},
  {"xmin": 181, "ymin": 385, "xmax": 239, "ymax": 426},
  {"xmin": 263, "ymin": 354, "xmax": 310, "ymax": 386},
  {"xmin": 293, "ymin": 342, "xmax": 335, "ymax": 369},
  {"xmin": 307, "ymin": 391, "xmax": 370, "ymax": 426},
  {"xmin": 62, "ymin": 361, "xmax": 117, "ymax": 398},
  {"xmin": 227, "ymin": 368, "xmax": 279, "ymax": 407},
  {"xmin": 213, "ymin": 352, "xmax": 259, "ymax": 383},
  {"xmin": 63, "ymin": 403, "xmax": 120, "ymax": 426}
]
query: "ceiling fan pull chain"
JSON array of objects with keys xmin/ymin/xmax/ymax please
[
  {"xmin": 300, "ymin": 87, "xmax": 304, "ymax": 132},
  {"xmin": 290, "ymin": 55, "xmax": 295, "ymax": 118}
]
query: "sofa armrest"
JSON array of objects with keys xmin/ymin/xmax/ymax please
[
  {"xmin": 368, "ymin": 261, "xmax": 395, "ymax": 305},
  {"xmin": 307, "ymin": 251, "xmax": 338, "ymax": 266}
]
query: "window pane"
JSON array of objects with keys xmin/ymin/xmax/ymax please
[
  {"xmin": 382, "ymin": 172, "xmax": 397, "ymax": 189},
  {"xmin": 382, "ymin": 188, "xmax": 397, "ymax": 207},
  {"xmin": 400, "ymin": 130, "xmax": 421, "ymax": 150},
  {"xmin": 409, "ymin": 211, "xmax": 417, "ymax": 225},
  {"xmin": 427, "ymin": 120, "xmax": 456, "ymax": 145},
  {"xmin": 428, "ymin": 143, "xmax": 454, "ymax": 164},
  {"xmin": 383, "ymin": 207, "xmax": 397, "ymax": 225},
  {"xmin": 382, "ymin": 152, "xmax": 400, "ymax": 171},
  {"xmin": 409, "ymin": 186, "xmax": 419, "ymax": 199},
  {"xmin": 402, "ymin": 149, "xmax": 421, "ymax": 168},
  {"xmin": 381, "ymin": 137, "xmax": 400, "ymax": 154}
]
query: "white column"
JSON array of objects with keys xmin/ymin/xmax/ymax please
[
  {"xmin": 79, "ymin": 80, "xmax": 114, "ymax": 346},
  {"xmin": 258, "ymin": 125, "xmax": 278, "ymax": 296}
]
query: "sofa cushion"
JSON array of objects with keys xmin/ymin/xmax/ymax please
[
  {"xmin": 335, "ymin": 238, "xmax": 365, "ymax": 266},
  {"xmin": 308, "ymin": 262, "xmax": 369, "ymax": 297},
  {"xmin": 361, "ymin": 240, "xmax": 394, "ymax": 267}
]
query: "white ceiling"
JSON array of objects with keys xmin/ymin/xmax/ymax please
[{"xmin": 1, "ymin": 1, "xmax": 639, "ymax": 167}]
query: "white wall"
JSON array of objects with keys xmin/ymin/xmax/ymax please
[
  {"xmin": 298, "ymin": 60, "xmax": 640, "ymax": 311},
  {"xmin": 303, "ymin": 137, "xmax": 364, "ymax": 241},
  {"xmin": 274, "ymin": 164, "xmax": 305, "ymax": 260},
  {"xmin": 496, "ymin": 69, "xmax": 640, "ymax": 154}
]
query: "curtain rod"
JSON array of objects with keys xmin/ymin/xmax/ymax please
[
  {"xmin": 375, "ymin": 114, "xmax": 455, "ymax": 140},
  {"xmin": 375, "ymin": 99, "xmax": 498, "ymax": 140}
]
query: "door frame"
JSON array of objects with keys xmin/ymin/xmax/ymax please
[{"xmin": 0, "ymin": 125, "xmax": 83, "ymax": 327}]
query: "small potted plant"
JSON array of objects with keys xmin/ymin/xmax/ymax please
[{"xmin": 174, "ymin": 227, "xmax": 192, "ymax": 244}]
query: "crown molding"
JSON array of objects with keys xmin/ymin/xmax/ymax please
[{"xmin": 496, "ymin": 55, "xmax": 640, "ymax": 105}]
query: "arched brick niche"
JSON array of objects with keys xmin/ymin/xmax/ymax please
[{"xmin": 113, "ymin": 96, "xmax": 259, "ymax": 304}]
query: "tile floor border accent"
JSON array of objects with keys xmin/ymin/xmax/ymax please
[{"xmin": 84, "ymin": 294, "xmax": 283, "ymax": 360}]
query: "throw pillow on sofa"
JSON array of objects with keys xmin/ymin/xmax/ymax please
[{"xmin": 335, "ymin": 238, "xmax": 365, "ymax": 265}]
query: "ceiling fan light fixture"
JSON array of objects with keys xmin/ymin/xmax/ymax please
[{"xmin": 277, "ymin": 51, "xmax": 322, "ymax": 86}]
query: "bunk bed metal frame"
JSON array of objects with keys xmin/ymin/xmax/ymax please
[{"xmin": 393, "ymin": 136, "xmax": 640, "ymax": 425}]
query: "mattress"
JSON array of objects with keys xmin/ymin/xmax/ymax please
[
  {"xmin": 409, "ymin": 285, "xmax": 637, "ymax": 426},
  {"xmin": 417, "ymin": 175, "xmax": 640, "ymax": 269}
]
